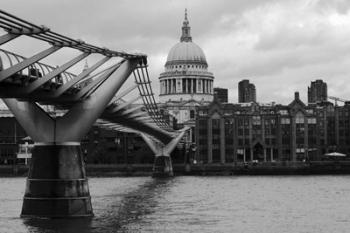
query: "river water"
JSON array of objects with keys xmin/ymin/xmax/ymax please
[{"xmin": 0, "ymin": 176, "xmax": 350, "ymax": 233}]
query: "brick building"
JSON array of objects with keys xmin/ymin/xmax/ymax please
[{"xmin": 195, "ymin": 92, "xmax": 350, "ymax": 163}]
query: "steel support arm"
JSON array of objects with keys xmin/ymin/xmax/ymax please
[
  {"xmin": 2, "ymin": 99, "xmax": 54, "ymax": 142},
  {"xmin": 55, "ymin": 58, "xmax": 140, "ymax": 142},
  {"xmin": 140, "ymin": 133, "xmax": 161, "ymax": 154},
  {"xmin": 162, "ymin": 128, "xmax": 188, "ymax": 156},
  {"xmin": 140, "ymin": 128, "xmax": 188, "ymax": 157}
]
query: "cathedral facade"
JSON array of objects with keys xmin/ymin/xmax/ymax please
[{"xmin": 159, "ymin": 10, "xmax": 214, "ymax": 143}]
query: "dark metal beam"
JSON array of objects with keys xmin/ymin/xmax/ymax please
[
  {"xmin": 0, "ymin": 46, "xmax": 61, "ymax": 82},
  {"xmin": 0, "ymin": 33, "xmax": 19, "ymax": 45},
  {"xmin": 21, "ymin": 52, "xmax": 90, "ymax": 94}
]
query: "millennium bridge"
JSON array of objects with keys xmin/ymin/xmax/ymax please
[{"xmin": 0, "ymin": 9, "xmax": 188, "ymax": 218}]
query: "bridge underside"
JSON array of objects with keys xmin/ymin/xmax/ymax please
[
  {"xmin": 0, "ymin": 9, "xmax": 186, "ymax": 218},
  {"xmin": 2, "ymin": 57, "xmax": 141, "ymax": 218}
]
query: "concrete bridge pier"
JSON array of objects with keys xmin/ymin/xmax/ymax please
[
  {"xmin": 141, "ymin": 128, "xmax": 188, "ymax": 178},
  {"xmin": 153, "ymin": 155, "xmax": 174, "ymax": 177},
  {"xmin": 21, "ymin": 144, "xmax": 92, "ymax": 217},
  {"xmin": 2, "ymin": 58, "xmax": 139, "ymax": 218}
]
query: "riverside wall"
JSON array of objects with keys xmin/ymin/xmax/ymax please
[{"xmin": 2, "ymin": 161, "xmax": 350, "ymax": 176}]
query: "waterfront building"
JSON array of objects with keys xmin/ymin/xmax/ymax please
[
  {"xmin": 214, "ymin": 87, "xmax": 228, "ymax": 103},
  {"xmin": 0, "ymin": 109, "xmax": 26, "ymax": 164},
  {"xmin": 238, "ymin": 79, "xmax": 256, "ymax": 103},
  {"xmin": 0, "ymin": 107, "xmax": 184, "ymax": 165},
  {"xmin": 195, "ymin": 92, "xmax": 350, "ymax": 163},
  {"xmin": 0, "ymin": 108, "xmax": 154, "ymax": 165},
  {"xmin": 308, "ymin": 79, "xmax": 327, "ymax": 104},
  {"xmin": 158, "ymin": 10, "xmax": 214, "ymax": 142}
]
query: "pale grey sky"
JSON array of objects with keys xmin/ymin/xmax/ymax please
[{"xmin": 2, "ymin": 0, "xmax": 350, "ymax": 104}]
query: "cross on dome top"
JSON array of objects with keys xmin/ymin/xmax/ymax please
[{"xmin": 180, "ymin": 9, "xmax": 192, "ymax": 42}]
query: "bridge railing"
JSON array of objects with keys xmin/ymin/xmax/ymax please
[
  {"xmin": 0, "ymin": 48, "xmax": 77, "ymax": 86},
  {"xmin": 0, "ymin": 8, "xmax": 174, "ymax": 134},
  {"xmin": 133, "ymin": 64, "xmax": 173, "ymax": 131}
]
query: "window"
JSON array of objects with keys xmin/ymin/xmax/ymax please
[
  {"xmin": 307, "ymin": 118, "xmax": 316, "ymax": 124},
  {"xmin": 212, "ymin": 119, "xmax": 220, "ymax": 128},
  {"xmin": 252, "ymin": 116, "xmax": 261, "ymax": 125},
  {"xmin": 199, "ymin": 110, "xmax": 207, "ymax": 116},
  {"xmin": 296, "ymin": 148, "xmax": 305, "ymax": 153},
  {"xmin": 296, "ymin": 118, "xmax": 304, "ymax": 124},
  {"xmin": 295, "ymin": 113, "xmax": 304, "ymax": 124},
  {"xmin": 279, "ymin": 110, "xmax": 288, "ymax": 115},
  {"xmin": 281, "ymin": 118, "xmax": 290, "ymax": 124},
  {"xmin": 190, "ymin": 110, "xmax": 195, "ymax": 119}
]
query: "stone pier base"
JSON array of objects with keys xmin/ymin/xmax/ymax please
[
  {"xmin": 152, "ymin": 156, "xmax": 174, "ymax": 178},
  {"xmin": 21, "ymin": 144, "xmax": 93, "ymax": 218}
]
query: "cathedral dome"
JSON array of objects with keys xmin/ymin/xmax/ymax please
[
  {"xmin": 166, "ymin": 41, "xmax": 207, "ymax": 65},
  {"xmin": 159, "ymin": 9, "xmax": 214, "ymax": 105}
]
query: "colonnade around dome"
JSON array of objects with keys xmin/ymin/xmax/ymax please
[{"xmin": 160, "ymin": 78, "xmax": 213, "ymax": 95}]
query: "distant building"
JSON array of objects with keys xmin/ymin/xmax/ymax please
[
  {"xmin": 308, "ymin": 79, "xmax": 327, "ymax": 104},
  {"xmin": 238, "ymin": 79, "xmax": 256, "ymax": 103},
  {"xmin": 195, "ymin": 92, "xmax": 350, "ymax": 163},
  {"xmin": 214, "ymin": 87, "xmax": 228, "ymax": 103}
]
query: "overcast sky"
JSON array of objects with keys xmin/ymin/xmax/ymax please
[{"xmin": 2, "ymin": 0, "xmax": 350, "ymax": 104}]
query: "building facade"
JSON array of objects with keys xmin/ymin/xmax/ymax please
[
  {"xmin": 308, "ymin": 79, "xmax": 327, "ymax": 104},
  {"xmin": 214, "ymin": 87, "xmax": 228, "ymax": 103},
  {"xmin": 158, "ymin": 10, "xmax": 214, "ymax": 142},
  {"xmin": 0, "ymin": 110, "xmax": 26, "ymax": 164},
  {"xmin": 238, "ymin": 79, "xmax": 256, "ymax": 103},
  {"xmin": 196, "ymin": 92, "xmax": 350, "ymax": 163},
  {"xmin": 0, "ymin": 109, "xmax": 157, "ymax": 165}
]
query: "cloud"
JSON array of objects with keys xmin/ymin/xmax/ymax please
[
  {"xmin": 1, "ymin": 0, "xmax": 350, "ymax": 105},
  {"xmin": 201, "ymin": 0, "xmax": 350, "ymax": 103}
]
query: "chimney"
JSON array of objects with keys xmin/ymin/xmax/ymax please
[{"xmin": 294, "ymin": 92, "xmax": 300, "ymax": 100}]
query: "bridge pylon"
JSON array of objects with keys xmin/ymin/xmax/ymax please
[
  {"xmin": 141, "ymin": 128, "xmax": 188, "ymax": 177},
  {"xmin": 3, "ymin": 58, "xmax": 140, "ymax": 218}
]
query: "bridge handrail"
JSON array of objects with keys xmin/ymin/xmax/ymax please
[
  {"xmin": 133, "ymin": 64, "xmax": 173, "ymax": 131},
  {"xmin": 0, "ymin": 48, "xmax": 77, "ymax": 85}
]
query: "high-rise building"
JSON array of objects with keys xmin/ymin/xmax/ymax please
[
  {"xmin": 238, "ymin": 79, "xmax": 256, "ymax": 103},
  {"xmin": 214, "ymin": 87, "xmax": 228, "ymax": 103},
  {"xmin": 308, "ymin": 79, "xmax": 327, "ymax": 104}
]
